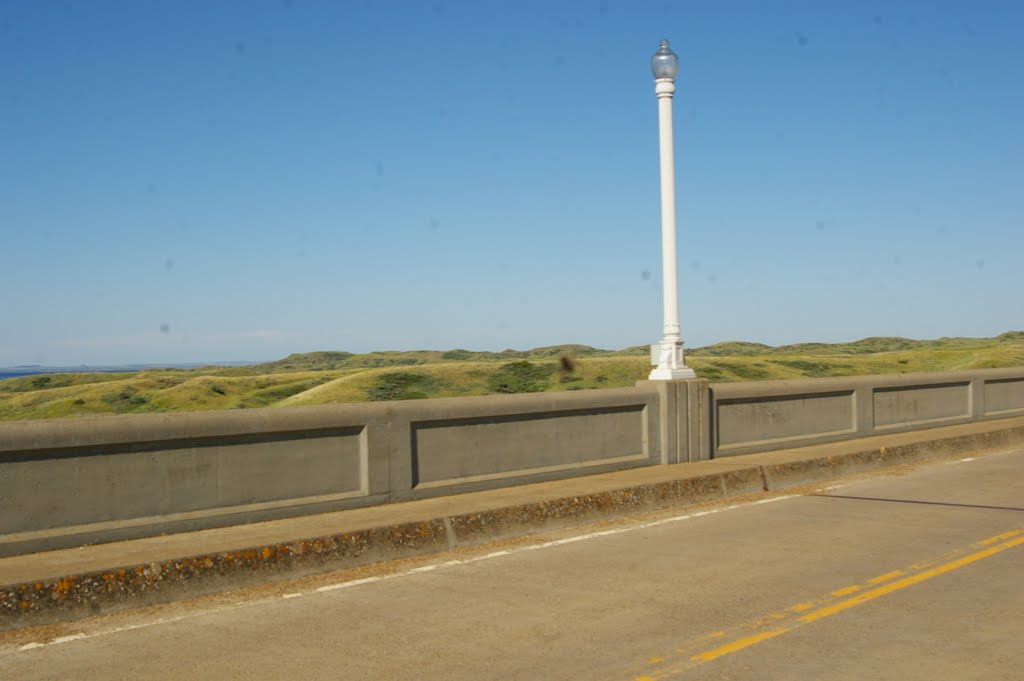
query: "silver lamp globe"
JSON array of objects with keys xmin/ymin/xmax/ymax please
[{"xmin": 651, "ymin": 39, "xmax": 679, "ymax": 80}]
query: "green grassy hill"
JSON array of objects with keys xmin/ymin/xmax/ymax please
[{"xmin": 1, "ymin": 332, "xmax": 1021, "ymax": 421}]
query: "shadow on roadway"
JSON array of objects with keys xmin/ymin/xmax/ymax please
[{"xmin": 809, "ymin": 494, "xmax": 1024, "ymax": 513}]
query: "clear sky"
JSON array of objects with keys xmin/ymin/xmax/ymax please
[{"xmin": 2, "ymin": 0, "xmax": 1021, "ymax": 366}]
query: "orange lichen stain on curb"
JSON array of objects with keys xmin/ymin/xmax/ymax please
[
  {"xmin": 52, "ymin": 577, "xmax": 76, "ymax": 596},
  {"xmin": 20, "ymin": 600, "xmax": 31, "ymax": 609},
  {"xmin": 260, "ymin": 547, "xmax": 272, "ymax": 560},
  {"xmin": 203, "ymin": 558, "xmax": 213, "ymax": 569},
  {"xmin": 34, "ymin": 583, "xmax": 43, "ymax": 591}
]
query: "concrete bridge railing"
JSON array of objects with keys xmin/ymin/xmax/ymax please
[
  {"xmin": 1, "ymin": 367, "xmax": 1022, "ymax": 556},
  {"xmin": 709, "ymin": 367, "xmax": 1024, "ymax": 457}
]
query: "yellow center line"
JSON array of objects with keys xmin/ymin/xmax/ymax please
[
  {"xmin": 799, "ymin": 535, "xmax": 1024, "ymax": 624},
  {"xmin": 978, "ymin": 529, "xmax": 1022, "ymax": 546},
  {"xmin": 635, "ymin": 529, "xmax": 1024, "ymax": 681},
  {"xmin": 866, "ymin": 569, "xmax": 905, "ymax": 584},
  {"xmin": 689, "ymin": 627, "xmax": 791, "ymax": 662}
]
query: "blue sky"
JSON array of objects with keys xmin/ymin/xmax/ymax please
[{"xmin": 2, "ymin": 0, "xmax": 1021, "ymax": 365}]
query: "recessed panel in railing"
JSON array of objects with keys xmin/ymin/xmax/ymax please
[
  {"xmin": 984, "ymin": 378, "xmax": 1024, "ymax": 416},
  {"xmin": 0, "ymin": 427, "xmax": 368, "ymax": 536},
  {"xmin": 872, "ymin": 382, "xmax": 970, "ymax": 429},
  {"xmin": 715, "ymin": 391, "xmax": 856, "ymax": 452},
  {"xmin": 411, "ymin": 405, "xmax": 648, "ymax": 490}
]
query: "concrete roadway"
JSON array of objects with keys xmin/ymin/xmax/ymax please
[{"xmin": 1, "ymin": 447, "xmax": 1022, "ymax": 680}]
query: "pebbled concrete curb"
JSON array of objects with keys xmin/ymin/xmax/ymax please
[
  {"xmin": 2, "ymin": 416, "xmax": 1022, "ymax": 631},
  {"xmin": 0, "ymin": 468, "xmax": 762, "ymax": 631}
]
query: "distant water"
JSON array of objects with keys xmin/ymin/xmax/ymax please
[
  {"xmin": 0, "ymin": 371, "xmax": 52, "ymax": 380},
  {"xmin": 0, "ymin": 363, "xmax": 256, "ymax": 382},
  {"xmin": 0, "ymin": 369, "xmax": 139, "ymax": 381}
]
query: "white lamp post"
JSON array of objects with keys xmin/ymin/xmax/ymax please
[{"xmin": 648, "ymin": 39, "xmax": 696, "ymax": 381}]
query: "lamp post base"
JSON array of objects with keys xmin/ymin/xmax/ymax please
[
  {"xmin": 648, "ymin": 366, "xmax": 697, "ymax": 381},
  {"xmin": 648, "ymin": 340, "xmax": 697, "ymax": 381}
]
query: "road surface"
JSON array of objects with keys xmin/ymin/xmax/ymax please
[{"xmin": 2, "ymin": 447, "xmax": 1022, "ymax": 680}]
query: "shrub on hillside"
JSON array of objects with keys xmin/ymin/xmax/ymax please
[
  {"xmin": 486, "ymin": 361, "xmax": 553, "ymax": 394},
  {"xmin": 101, "ymin": 386, "xmax": 149, "ymax": 408},
  {"xmin": 365, "ymin": 372, "xmax": 438, "ymax": 401}
]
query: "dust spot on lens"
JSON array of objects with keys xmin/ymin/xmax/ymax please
[
  {"xmin": 375, "ymin": 162, "xmax": 385, "ymax": 177},
  {"xmin": 815, "ymin": 220, "xmax": 825, "ymax": 231},
  {"xmin": 164, "ymin": 259, "xmax": 174, "ymax": 271},
  {"xmin": 641, "ymin": 269, "xmax": 651, "ymax": 281},
  {"xmin": 976, "ymin": 259, "xmax": 985, "ymax": 270},
  {"xmin": 160, "ymin": 324, "xmax": 171, "ymax": 335},
  {"xmin": 796, "ymin": 33, "xmax": 809, "ymax": 47}
]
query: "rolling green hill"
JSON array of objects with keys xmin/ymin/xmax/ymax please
[{"xmin": 1, "ymin": 332, "xmax": 1021, "ymax": 421}]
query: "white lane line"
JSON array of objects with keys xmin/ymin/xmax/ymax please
[
  {"xmin": 752, "ymin": 496, "xmax": 790, "ymax": 506},
  {"xmin": 4, "ymin": 493, "xmax": 796, "ymax": 656},
  {"xmin": 315, "ymin": 576, "xmax": 383, "ymax": 593},
  {"xmin": 11, "ymin": 604, "xmax": 269, "ymax": 655},
  {"xmin": 51, "ymin": 634, "xmax": 87, "ymax": 645}
]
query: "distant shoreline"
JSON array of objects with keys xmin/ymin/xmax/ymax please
[
  {"xmin": 0, "ymin": 369, "xmax": 140, "ymax": 381},
  {"xmin": 0, "ymin": 362, "xmax": 258, "ymax": 381}
]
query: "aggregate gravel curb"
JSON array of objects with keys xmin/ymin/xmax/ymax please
[{"xmin": 2, "ymin": 417, "xmax": 1023, "ymax": 631}]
